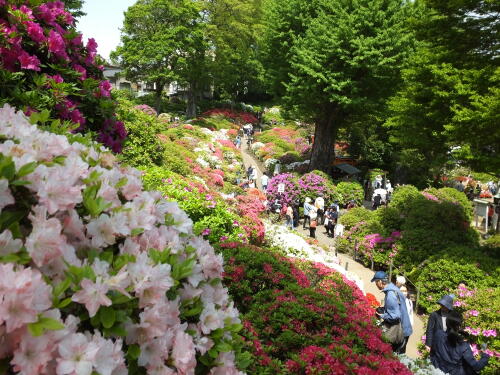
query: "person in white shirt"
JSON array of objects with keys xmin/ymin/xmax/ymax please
[
  {"xmin": 314, "ymin": 196, "xmax": 325, "ymax": 224},
  {"xmin": 400, "ymin": 286, "xmax": 414, "ymax": 328},
  {"xmin": 261, "ymin": 173, "xmax": 269, "ymax": 191}
]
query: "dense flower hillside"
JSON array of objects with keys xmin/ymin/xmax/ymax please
[
  {"xmin": 0, "ymin": 105, "xmax": 245, "ymax": 374},
  {"xmin": 0, "ymin": 0, "xmax": 125, "ymax": 151}
]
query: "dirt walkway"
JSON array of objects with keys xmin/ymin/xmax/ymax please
[{"xmin": 240, "ymin": 141, "xmax": 425, "ymax": 359}]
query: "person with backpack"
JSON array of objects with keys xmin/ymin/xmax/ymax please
[
  {"xmin": 308, "ymin": 206, "xmax": 318, "ymax": 238},
  {"xmin": 431, "ymin": 311, "xmax": 490, "ymax": 375},
  {"xmin": 372, "ymin": 271, "xmax": 413, "ymax": 354}
]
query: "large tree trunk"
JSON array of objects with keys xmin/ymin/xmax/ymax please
[
  {"xmin": 154, "ymin": 81, "xmax": 165, "ymax": 114},
  {"xmin": 186, "ymin": 83, "xmax": 197, "ymax": 119},
  {"xmin": 309, "ymin": 110, "xmax": 339, "ymax": 174}
]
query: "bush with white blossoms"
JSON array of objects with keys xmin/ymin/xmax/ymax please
[
  {"xmin": 263, "ymin": 158, "xmax": 278, "ymax": 170},
  {"xmin": 397, "ymin": 355, "xmax": 447, "ymax": 375},
  {"xmin": 250, "ymin": 142, "xmax": 264, "ymax": 152},
  {"xmin": 0, "ymin": 105, "xmax": 245, "ymax": 375},
  {"xmin": 264, "ymin": 222, "xmax": 364, "ymax": 292}
]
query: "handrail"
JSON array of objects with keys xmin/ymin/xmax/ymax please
[{"xmin": 351, "ymin": 239, "xmax": 420, "ymax": 311}]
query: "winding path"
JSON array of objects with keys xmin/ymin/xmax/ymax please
[{"xmin": 240, "ymin": 139, "xmax": 425, "ymax": 359}]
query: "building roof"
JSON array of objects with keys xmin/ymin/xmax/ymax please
[{"xmin": 335, "ymin": 163, "xmax": 361, "ymax": 175}]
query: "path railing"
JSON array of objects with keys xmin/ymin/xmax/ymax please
[{"xmin": 351, "ymin": 239, "xmax": 421, "ymax": 311}]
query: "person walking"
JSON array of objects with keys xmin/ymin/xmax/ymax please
[
  {"xmin": 315, "ymin": 195, "xmax": 325, "ymax": 225},
  {"xmin": 261, "ymin": 173, "xmax": 269, "ymax": 192},
  {"xmin": 431, "ymin": 310, "xmax": 490, "ymax": 375},
  {"xmin": 285, "ymin": 204, "xmax": 293, "ymax": 230},
  {"xmin": 249, "ymin": 166, "xmax": 257, "ymax": 185},
  {"xmin": 309, "ymin": 216, "xmax": 317, "ymax": 238},
  {"xmin": 372, "ymin": 271, "xmax": 413, "ymax": 354},
  {"xmin": 246, "ymin": 165, "xmax": 253, "ymax": 180},
  {"xmin": 325, "ymin": 206, "xmax": 338, "ymax": 237},
  {"xmin": 235, "ymin": 135, "xmax": 241, "ymax": 148},
  {"xmin": 303, "ymin": 198, "xmax": 313, "ymax": 229},
  {"xmin": 400, "ymin": 285, "xmax": 414, "ymax": 328},
  {"xmin": 425, "ymin": 294, "xmax": 454, "ymax": 354}
]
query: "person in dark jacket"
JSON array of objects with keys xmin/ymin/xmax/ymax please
[
  {"xmin": 426, "ymin": 294, "xmax": 454, "ymax": 352},
  {"xmin": 431, "ymin": 311, "xmax": 490, "ymax": 375}
]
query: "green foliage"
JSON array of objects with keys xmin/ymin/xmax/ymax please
[
  {"xmin": 454, "ymin": 287, "xmax": 500, "ymax": 375},
  {"xmin": 386, "ymin": 0, "xmax": 500, "ymax": 177},
  {"xmin": 389, "ymin": 185, "xmax": 421, "ymax": 217},
  {"xmin": 262, "ymin": 0, "xmax": 415, "ymax": 171},
  {"xmin": 162, "ymin": 142, "xmax": 193, "ymax": 175},
  {"xmin": 338, "ymin": 207, "xmax": 374, "ymax": 229},
  {"xmin": 335, "ymin": 182, "xmax": 364, "ymax": 206},
  {"xmin": 415, "ymin": 245, "xmax": 499, "ymax": 313},
  {"xmin": 116, "ymin": 97, "xmax": 166, "ymax": 167},
  {"xmin": 140, "ymin": 167, "xmax": 244, "ymax": 244}
]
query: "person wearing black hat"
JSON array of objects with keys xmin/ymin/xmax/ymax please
[
  {"xmin": 431, "ymin": 310, "xmax": 490, "ymax": 375},
  {"xmin": 372, "ymin": 271, "xmax": 413, "ymax": 353},
  {"xmin": 425, "ymin": 294, "xmax": 454, "ymax": 354}
]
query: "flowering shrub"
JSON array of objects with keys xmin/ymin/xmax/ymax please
[
  {"xmin": 0, "ymin": 0, "xmax": 125, "ymax": 151},
  {"xmin": 254, "ymin": 126, "xmax": 310, "ymax": 163},
  {"xmin": 414, "ymin": 245, "xmax": 499, "ymax": 313},
  {"xmin": 219, "ymin": 244, "xmax": 412, "ymax": 374},
  {"xmin": 140, "ymin": 167, "xmax": 246, "ymax": 245},
  {"xmin": 202, "ymin": 108, "xmax": 257, "ymax": 125},
  {"xmin": 133, "ymin": 104, "xmax": 157, "ymax": 117},
  {"xmin": 0, "ymin": 105, "xmax": 246, "ymax": 374},
  {"xmin": 356, "ymin": 232, "xmax": 402, "ymax": 267},
  {"xmin": 453, "ymin": 286, "xmax": 500, "ymax": 375},
  {"xmin": 297, "ymin": 171, "xmax": 336, "ymax": 203},
  {"xmin": 266, "ymin": 173, "xmax": 300, "ymax": 206},
  {"xmin": 235, "ymin": 195, "xmax": 265, "ymax": 244}
]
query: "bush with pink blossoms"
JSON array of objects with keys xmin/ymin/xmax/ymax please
[
  {"xmin": 450, "ymin": 286, "xmax": 499, "ymax": 374},
  {"xmin": 0, "ymin": 105, "xmax": 247, "ymax": 374},
  {"xmin": 134, "ymin": 104, "xmax": 157, "ymax": 117},
  {"xmin": 266, "ymin": 173, "xmax": 300, "ymax": 206},
  {"xmin": 0, "ymin": 0, "xmax": 125, "ymax": 151}
]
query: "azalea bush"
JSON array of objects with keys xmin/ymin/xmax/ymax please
[
  {"xmin": 0, "ymin": 0, "xmax": 125, "ymax": 151},
  {"xmin": 335, "ymin": 181, "xmax": 364, "ymax": 206},
  {"xmin": 115, "ymin": 96, "xmax": 166, "ymax": 167},
  {"xmin": 219, "ymin": 244, "xmax": 412, "ymax": 374},
  {"xmin": 453, "ymin": 286, "xmax": 500, "ymax": 375},
  {"xmin": 297, "ymin": 171, "xmax": 336, "ymax": 204},
  {"xmin": 414, "ymin": 246, "xmax": 500, "ymax": 313},
  {"xmin": 266, "ymin": 173, "xmax": 300, "ymax": 206},
  {"xmin": 0, "ymin": 105, "xmax": 247, "ymax": 374},
  {"xmin": 140, "ymin": 167, "xmax": 246, "ymax": 245},
  {"xmin": 254, "ymin": 126, "xmax": 310, "ymax": 162},
  {"xmin": 201, "ymin": 108, "xmax": 257, "ymax": 125}
]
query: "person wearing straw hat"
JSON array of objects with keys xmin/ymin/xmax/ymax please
[{"xmin": 425, "ymin": 294, "xmax": 454, "ymax": 353}]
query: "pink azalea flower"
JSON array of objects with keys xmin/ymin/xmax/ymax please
[
  {"xmin": 0, "ymin": 229, "xmax": 22, "ymax": 256},
  {"xmin": 48, "ymin": 29, "xmax": 68, "ymax": 59},
  {"xmin": 172, "ymin": 330, "xmax": 196, "ymax": 374},
  {"xmin": 25, "ymin": 21, "xmax": 45, "ymax": 43},
  {"xmin": 0, "ymin": 178, "xmax": 14, "ymax": 210},
  {"xmin": 57, "ymin": 333, "xmax": 99, "ymax": 375},
  {"xmin": 72, "ymin": 278, "xmax": 112, "ymax": 317},
  {"xmin": 11, "ymin": 332, "xmax": 55, "ymax": 374},
  {"xmin": 98, "ymin": 80, "xmax": 112, "ymax": 97}
]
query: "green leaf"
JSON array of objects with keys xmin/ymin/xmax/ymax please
[
  {"xmin": 131, "ymin": 228, "xmax": 144, "ymax": 236},
  {"xmin": 127, "ymin": 344, "xmax": 141, "ymax": 360},
  {"xmin": 28, "ymin": 316, "xmax": 65, "ymax": 336},
  {"xmin": 16, "ymin": 162, "xmax": 37, "ymax": 177},
  {"xmin": 99, "ymin": 306, "xmax": 116, "ymax": 329},
  {"xmin": 0, "ymin": 210, "xmax": 27, "ymax": 232},
  {"xmin": 57, "ymin": 297, "xmax": 72, "ymax": 309},
  {"xmin": 10, "ymin": 180, "xmax": 31, "ymax": 186}
]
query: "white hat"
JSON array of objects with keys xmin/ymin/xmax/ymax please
[
  {"xmin": 305, "ymin": 197, "xmax": 311, "ymax": 203},
  {"xmin": 396, "ymin": 275, "xmax": 406, "ymax": 285}
]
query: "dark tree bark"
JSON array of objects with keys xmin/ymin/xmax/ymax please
[
  {"xmin": 186, "ymin": 83, "xmax": 197, "ymax": 119},
  {"xmin": 309, "ymin": 108, "xmax": 339, "ymax": 173},
  {"xmin": 154, "ymin": 81, "xmax": 165, "ymax": 114}
]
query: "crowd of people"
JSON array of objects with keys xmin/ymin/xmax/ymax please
[
  {"xmin": 236, "ymin": 133, "xmax": 492, "ymax": 373},
  {"xmin": 372, "ymin": 272, "xmax": 490, "ymax": 374}
]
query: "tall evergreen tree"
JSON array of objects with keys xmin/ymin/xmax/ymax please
[
  {"xmin": 262, "ymin": 0, "xmax": 414, "ymax": 172},
  {"xmin": 386, "ymin": 0, "xmax": 500, "ymax": 179}
]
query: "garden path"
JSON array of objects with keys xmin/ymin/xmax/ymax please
[{"xmin": 240, "ymin": 141, "xmax": 425, "ymax": 359}]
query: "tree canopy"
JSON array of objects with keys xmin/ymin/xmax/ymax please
[
  {"xmin": 262, "ymin": 0, "xmax": 415, "ymax": 172},
  {"xmin": 386, "ymin": 0, "xmax": 500, "ymax": 180}
]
